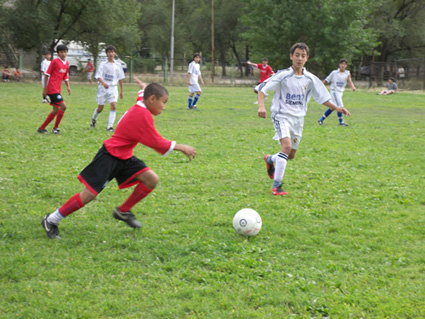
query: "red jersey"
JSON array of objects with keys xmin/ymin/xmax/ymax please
[
  {"xmin": 257, "ymin": 63, "xmax": 274, "ymax": 83},
  {"xmin": 86, "ymin": 62, "xmax": 94, "ymax": 73},
  {"xmin": 103, "ymin": 101, "xmax": 174, "ymax": 160},
  {"xmin": 45, "ymin": 58, "xmax": 69, "ymax": 94},
  {"xmin": 136, "ymin": 90, "xmax": 144, "ymax": 102}
]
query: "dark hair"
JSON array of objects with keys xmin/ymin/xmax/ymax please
[
  {"xmin": 262, "ymin": 58, "xmax": 268, "ymax": 62},
  {"xmin": 193, "ymin": 53, "xmax": 200, "ymax": 59},
  {"xmin": 105, "ymin": 45, "xmax": 117, "ymax": 53},
  {"xmin": 339, "ymin": 58, "xmax": 348, "ymax": 64},
  {"xmin": 44, "ymin": 51, "xmax": 51, "ymax": 55},
  {"xmin": 56, "ymin": 45, "xmax": 68, "ymax": 53},
  {"xmin": 144, "ymin": 83, "xmax": 169, "ymax": 100},
  {"xmin": 389, "ymin": 77, "xmax": 396, "ymax": 82},
  {"xmin": 290, "ymin": 43, "xmax": 310, "ymax": 55}
]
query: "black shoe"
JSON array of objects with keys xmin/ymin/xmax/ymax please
[
  {"xmin": 106, "ymin": 127, "xmax": 114, "ymax": 132},
  {"xmin": 193, "ymin": 105, "xmax": 198, "ymax": 110},
  {"xmin": 90, "ymin": 119, "xmax": 96, "ymax": 128},
  {"xmin": 41, "ymin": 214, "xmax": 60, "ymax": 239},
  {"xmin": 113, "ymin": 207, "xmax": 141, "ymax": 228},
  {"xmin": 264, "ymin": 154, "xmax": 275, "ymax": 179},
  {"xmin": 37, "ymin": 128, "xmax": 49, "ymax": 134},
  {"xmin": 52, "ymin": 128, "xmax": 60, "ymax": 134},
  {"xmin": 339, "ymin": 122, "xmax": 349, "ymax": 127},
  {"xmin": 318, "ymin": 120, "xmax": 323, "ymax": 125}
]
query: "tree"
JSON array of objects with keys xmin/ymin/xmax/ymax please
[{"xmin": 241, "ymin": 0, "xmax": 378, "ymax": 75}]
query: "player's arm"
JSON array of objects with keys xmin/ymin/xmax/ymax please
[
  {"xmin": 119, "ymin": 79, "xmax": 123, "ymax": 99},
  {"xmin": 187, "ymin": 72, "xmax": 191, "ymax": 86},
  {"xmin": 258, "ymin": 91, "xmax": 267, "ymax": 118},
  {"xmin": 65, "ymin": 79, "xmax": 71, "ymax": 95},
  {"xmin": 133, "ymin": 77, "xmax": 146, "ymax": 90},
  {"xmin": 174, "ymin": 144, "xmax": 196, "ymax": 161},
  {"xmin": 199, "ymin": 74, "xmax": 205, "ymax": 86},
  {"xmin": 323, "ymin": 100, "xmax": 350, "ymax": 116},
  {"xmin": 348, "ymin": 73, "xmax": 356, "ymax": 91}
]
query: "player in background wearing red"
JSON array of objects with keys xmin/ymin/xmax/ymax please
[
  {"xmin": 247, "ymin": 58, "xmax": 274, "ymax": 104},
  {"xmin": 37, "ymin": 45, "xmax": 71, "ymax": 134},
  {"xmin": 86, "ymin": 59, "xmax": 95, "ymax": 85},
  {"xmin": 41, "ymin": 83, "xmax": 197, "ymax": 239}
]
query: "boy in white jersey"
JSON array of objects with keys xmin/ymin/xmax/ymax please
[
  {"xmin": 318, "ymin": 58, "xmax": 356, "ymax": 126},
  {"xmin": 40, "ymin": 51, "xmax": 52, "ymax": 103},
  {"xmin": 90, "ymin": 45, "xmax": 125, "ymax": 131},
  {"xmin": 187, "ymin": 53, "xmax": 205, "ymax": 110},
  {"xmin": 257, "ymin": 43, "xmax": 350, "ymax": 196}
]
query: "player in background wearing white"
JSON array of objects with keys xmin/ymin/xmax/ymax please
[
  {"xmin": 318, "ymin": 58, "xmax": 356, "ymax": 126},
  {"xmin": 187, "ymin": 53, "xmax": 205, "ymax": 110},
  {"xmin": 90, "ymin": 45, "xmax": 125, "ymax": 132},
  {"xmin": 40, "ymin": 51, "xmax": 52, "ymax": 103},
  {"xmin": 257, "ymin": 43, "xmax": 351, "ymax": 196}
]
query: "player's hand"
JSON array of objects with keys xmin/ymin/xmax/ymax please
[
  {"xmin": 187, "ymin": 81, "xmax": 191, "ymax": 86},
  {"xmin": 120, "ymin": 92, "xmax": 123, "ymax": 99},
  {"xmin": 103, "ymin": 83, "xmax": 109, "ymax": 89},
  {"xmin": 353, "ymin": 87, "xmax": 357, "ymax": 91},
  {"xmin": 201, "ymin": 81, "xmax": 205, "ymax": 86},
  {"xmin": 258, "ymin": 105, "xmax": 267, "ymax": 118},
  {"xmin": 68, "ymin": 88, "xmax": 72, "ymax": 95},
  {"xmin": 338, "ymin": 107, "xmax": 351, "ymax": 116},
  {"xmin": 176, "ymin": 145, "xmax": 196, "ymax": 161}
]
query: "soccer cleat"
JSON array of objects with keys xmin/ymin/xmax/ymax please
[
  {"xmin": 37, "ymin": 128, "xmax": 49, "ymax": 134},
  {"xmin": 339, "ymin": 122, "xmax": 349, "ymax": 127},
  {"xmin": 106, "ymin": 127, "xmax": 114, "ymax": 132},
  {"xmin": 113, "ymin": 207, "xmax": 141, "ymax": 228},
  {"xmin": 41, "ymin": 214, "xmax": 60, "ymax": 239},
  {"xmin": 271, "ymin": 185, "xmax": 289, "ymax": 196},
  {"xmin": 52, "ymin": 128, "xmax": 60, "ymax": 134},
  {"xmin": 90, "ymin": 119, "xmax": 96, "ymax": 128},
  {"xmin": 192, "ymin": 105, "xmax": 198, "ymax": 110},
  {"xmin": 318, "ymin": 120, "xmax": 323, "ymax": 125},
  {"xmin": 264, "ymin": 154, "xmax": 275, "ymax": 179}
]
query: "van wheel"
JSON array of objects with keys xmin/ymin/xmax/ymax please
[{"xmin": 69, "ymin": 66, "xmax": 77, "ymax": 75}]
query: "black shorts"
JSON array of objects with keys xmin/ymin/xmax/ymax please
[
  {"xmin": 48, "ymin": 93, "xmax": 65, "ymax": 107},
  {"xmin": 78, "ymin": 145, "xmax": 150, "ymax": 195}
]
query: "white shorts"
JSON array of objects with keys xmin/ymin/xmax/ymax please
[
  {"xmin": 330, "ymin": 90, "xmax": 344, "ymax": 108},
  {"xmin": 188, "ymin": 83, "xmax": 201, "ymax": 94},
  {"xmin": 96, "ymin": 85, "xmax": 118, "ymax": 105},
  {"xmin": 87, "ymin": 72, "xmax": 93, "ymax": 80},
  {"xmin": 271, "ymin": 113, "xmax": 304, "ymax": 150},
  {"xmin": 41, "ymin": 75, "xmax": 48, "ymax": 88}
]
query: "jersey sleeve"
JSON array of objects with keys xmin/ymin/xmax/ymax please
[
  {"xmin": 259, "ymin": 72, "xmax": 285, "ymax": 95},
  {"xmin": 95, "ymin": 62, "xmax": 103, "ymax": 80},
  {"xmin": 136, "ymin": 113, "xmax": 174, "ymax": 155},
  {"xmin": 187, "ymin": 62, "xmax": 194, "ymax": 74},
  {"xmin": 324, "ymin": 71, "xmax": 334, "ymax": 83},
  {"xmin": 310, "ymin": 74, "xmax": 331, "ymax": 105},
  {"xmin": 117, "ymin": 63, "xmax": 125, "ymax": 80},
  {"xmin": 44, "ymin": 60, "xmax": 54, "ymax": 77}
]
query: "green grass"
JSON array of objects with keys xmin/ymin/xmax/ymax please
[{"xmin": 1, "ymin": 82, "xmax": 425, "ymax": 318}]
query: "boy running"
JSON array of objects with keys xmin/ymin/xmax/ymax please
[
  {"xmin": 248, "ymin": 58, "xmax": 274, "ymax": 104},
  {"xmin": 41, "ymin": 83, "xmax": 196, "ymax": 239},
  {"xmin": 318, "ymin": 58, "xmax": 356, "ymax": 126},
  {"xmin": 37, "ymin": 45, "xmax": 71, "ymax": 135},
  {"xmin": 90, "ymin": 45, "xmax": 125, "ymax": 131},
  {"xmin": 257, "ymin": 43, "xmax": 350, "ymax": 196},
  {"xmin": 187, "ymin": 53, "xmax": 204, "ymax": 110},
  {"xmin": 40, "ymin": 51, "xmax": 52, "ymax": 103}
]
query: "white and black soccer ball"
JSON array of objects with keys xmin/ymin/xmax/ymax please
[{"xmin": 233, "ymin": 208, "xmax": 262, "ymax": 236}]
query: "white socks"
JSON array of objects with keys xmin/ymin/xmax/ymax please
[
  {"xmin": 47, "ymin": 209, "xmax": 65, "ymax": 225},
  {"xmin": 272, "ymin": 152, "xmax": 288, "ymax": 188},
  {"xmin": 92, "ymin": 109, "xmax": 100, "ymax": 121},
  {"xmin": 108, "ymin": 110, "xmax": 116, "ymax": 128}
]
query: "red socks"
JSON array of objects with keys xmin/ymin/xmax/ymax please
[
  {"xmin": 59, "ymin": 193, "xmax": 84, "ymax": 217},
  {"xmin": 40, "ymin": 112, "xmax": 56, "ymax": 130},
  {"xmin": 54, "ymin": 110, "xmax": 65, "ymax": 129},
  {"xmin": 119, "ymin": 183, "xmax": 152, "ymax": 212}
]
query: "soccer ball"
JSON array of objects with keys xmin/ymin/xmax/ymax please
[{"xmin": 233, "ymin": 208, "xmax": 262, "ymax": 236}]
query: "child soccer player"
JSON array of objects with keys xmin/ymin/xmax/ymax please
[
  {"xmin": 378, "ymin": 77, "xmax": 398, "ymax": 95},
  {"xmin": 257, "ymin": 43, "xmax": 350, "ymax": 196},
  {"xmin": 247, "ymin": 58, "xmax": 274, "ymax": 104},
  {"xmin": 41, "ymin": 83, "xmax": 196, "ymax": 239},
  {"xmin": 318, "ymin": 58, "xmax": 356, "ymax": 126},
  {"xmin": 40, "ymin": 51, "xmax": 52, "ymax": 103},
  {"xmin": 14, "ymin": 67, "xmax": 22, "ymax": 82},
  {"xmin": 90, "ymin": 45, "xmax": 125, "ymax": 131},
  {"xmin": 37, "ymin": 45, "xmax": 71, "ymax": 135},
  {"xmin": 86, "ymin": 58, "xmax": 94, "ymax": 85},
  {"xmin": 2, "ymin": 66, "xmax": 11, "ymax": 82},
  {"xmin": 187, "ymin": 53, "xmax": 205, "ymax": 110}
]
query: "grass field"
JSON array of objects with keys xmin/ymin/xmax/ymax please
[{"xmin": 1, "ymin": 82, "xmax": 425, "ymax": 318}]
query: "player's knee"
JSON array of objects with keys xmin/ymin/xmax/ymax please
[{"xmin": 142, "ymin": 171, "xmax": 159, "ymax": 189}]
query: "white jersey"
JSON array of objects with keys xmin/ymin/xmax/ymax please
[
  {"xmin": 324, "ymin": 69, "xmax": 350, "ymax": 92},
  {"xmin": 187, "ymin": 61, "xmax": 201, "ymax": 85},
  {"xmin": 259, "ymin": 67, "xmax": 331, "ymax": 117},
  {"xmin": 95, "ymin": 60, "xmax": 125, "ymax": 86},
  {"xmin": 40, "ymin": 58, "xmax": 51, "ymax": 74}
]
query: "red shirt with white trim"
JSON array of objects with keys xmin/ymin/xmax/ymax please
[
  {"xmin": 103, "ymin": 101, "xmax": 174, "ymax": 160},
  {"xmin": 136, "ymin": 90, "xmax": 144, "ymax": 102},
  {"xmin": 257, "ymin": 63, "xmax": 274, "ymax": 83},
  {"xmin": 45, "ymin": 58, "xmax": 69, "ymax": 94}
]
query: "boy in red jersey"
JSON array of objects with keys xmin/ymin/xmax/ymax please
[
  {"xmin": 86, "ymin": 58, "xmax": 95, "ymax": 85},
  {"xmin": 37, "ymin": 45, "xmax": 71, "ymax": 134},
  {"xmin": 41, "ymin": 83, "xmax": 196, "ymax": 239},
  {"xmin": 247, "ymin": 58, "xmax": 274, "ymax": 104}
]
